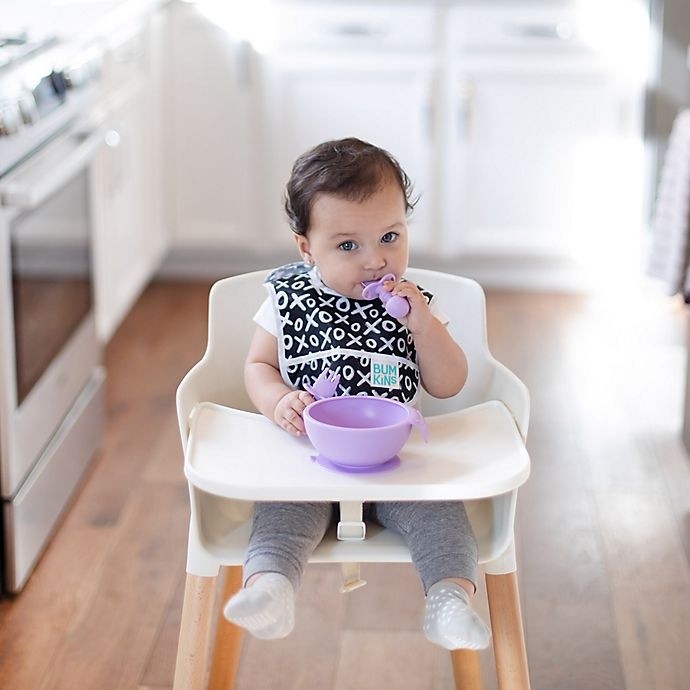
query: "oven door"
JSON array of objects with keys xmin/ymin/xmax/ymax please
[{"xmin": 0, "ymin": 120, "xmax": 105, "ymax": 499}]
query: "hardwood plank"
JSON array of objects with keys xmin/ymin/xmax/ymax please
[
  {"xmin": 649, "ymin": 432, "xmax": 690, "ymax": 567},
  {"xmin": 333, "ymin": 630, "xmax": 434, "ymax": 690},
  {"xmin": 0, "ymin": 522, "xmax": 117, "ymax": 689},
  {"xmin": 342, "ymin": 563, "xmax": 423, "ymax": 631},
  {"xmin": 235, "ymin": 564, "xmax": 345, "ymax": 690},
  {"xmin": 612, "ymin": 583, "xmax": 690, "ymax": 690},
  {"xmin": 141, "ymin": 414, "xmax": 189, "ymax": 486},
  {"xmin": 38, "ymin": 484, "xmax": 189, "ymax": 690},
  {"xmin": 595, "ymin": 490, "xmax": 690, "ymax": 589},
  {"xmin": 140, "ymin": 570, "xmax": 187, "ymax": 688}
]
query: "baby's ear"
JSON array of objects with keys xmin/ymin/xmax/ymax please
[{"xmin": 294, "ymin": 234, "xmax": 311, "ymax": 263}]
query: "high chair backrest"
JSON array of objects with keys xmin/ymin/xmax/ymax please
[
  {"xmin": 407, "ymin": 268, "xmax": 501, "ymax": 415},
  {"xmin": 176, "ymin": 268, "xmax": 529, "ymax": 447}
]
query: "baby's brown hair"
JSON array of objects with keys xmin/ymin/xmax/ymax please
[{"xmin": 284, "ymin": 137, "xmax": 416, "ymax": 236}]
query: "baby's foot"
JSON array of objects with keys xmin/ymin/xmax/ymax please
[
  {"xmin": 223, "ymin": 572, "xmax": 295, "ymax": 639},
  {"xmin": 423, "ymin": 581, "xmax": 491, "ymax": 650}
]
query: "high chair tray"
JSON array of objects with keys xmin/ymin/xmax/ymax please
[{"xmin": 184, "ymin": 400, "xmax": 530, "ymax": 502}]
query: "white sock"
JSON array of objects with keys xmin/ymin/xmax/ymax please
[
  {"xmin": 423, "ymin": 581, "xmax": 491, "ymax": 650},
  {"xmin": 223, "ymin": 572, "xmax": 295, "ymax": 640}
]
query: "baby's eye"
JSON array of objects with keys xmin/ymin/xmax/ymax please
[
  {"xmin": 338, "ymin": 240, "xmax": 357, "ymax": 251},
  {"xmin": 381, "ymin": 232, "xmax": 399, "ymax": 244}
]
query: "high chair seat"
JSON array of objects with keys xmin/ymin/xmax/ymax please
[{"xmin": 173, "ymin": 268, "xmax": 532, "ymax": 690}]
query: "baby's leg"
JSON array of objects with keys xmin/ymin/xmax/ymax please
[
  {"xmin": 224, "ymin": 501, "xmax": 334, "ymax": 639},
  {"xmin": 371, "ymin": 500, "xmax": 490, "ymax": 650}
]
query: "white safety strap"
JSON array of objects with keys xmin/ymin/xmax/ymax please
[{"xmin": 337, "ymin": 501, "xmax": 367, "ymax": 592}]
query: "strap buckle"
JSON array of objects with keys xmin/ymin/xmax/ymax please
[{"xmin": 337, "ymin": 520, "xmax": 366, "ymax": 541}]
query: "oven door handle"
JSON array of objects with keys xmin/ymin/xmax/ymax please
[{"xmin": 0, "ymin": 124, "xmax": 106, "ymax": 210}]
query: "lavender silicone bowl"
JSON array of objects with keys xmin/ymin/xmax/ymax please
[{"xmin": 303, "ymin": 396, "xmax": 427, "ymax": 468}]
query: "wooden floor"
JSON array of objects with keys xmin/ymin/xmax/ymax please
[{"xmin": 0, "ymin": 279, "xmax": 689, "ymax": 690}]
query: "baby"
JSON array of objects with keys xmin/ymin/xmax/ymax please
[{"xmin": 224, "ymin": 137, "xmax": 490, "ymax": 650}]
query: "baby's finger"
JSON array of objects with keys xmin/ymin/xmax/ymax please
[
  {"xmin": 392, "ymin": 281, "xmax": 418, "ymax": 296},
  {"xmin": 298, "ymin": 390, "xmax": 315, "ymax": 406},
  {"xmin": 284, "ymin": 420, "xmax": 303, "ymax": 436},
  {"xmin": 284, "ymin": 406, "xmax": 302, "ymax": 424},
  {"xmin": 292, "ymin": 398, "xmax": 308, "ymax": 415},
  {"xmin": 395, "ymin": 284, "xmax": 425, "ymax": 305},
  {"xmin": 290, "ymin": 415, "xmax": 306, "ymax": 434},
  {"xmin": 280, "ymin": 412, "xmax": 304, "ymax": 435}
]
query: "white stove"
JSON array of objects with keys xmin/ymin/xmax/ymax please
[{"xmin": 0, "ymin": 37, "xmax": 106, "ymax": 593}]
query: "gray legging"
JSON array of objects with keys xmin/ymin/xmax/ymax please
[{"xmin": 243, "ymin": 501, "xmax": 478, "ymax": 594}]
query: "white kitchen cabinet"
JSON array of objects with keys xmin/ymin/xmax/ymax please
[
  {"xmin": 441, "ymin": 4, "xmax": 646, "ymax": 286},
  {"xmin": 91, "ymin": 12, "xmax": 169, "ymax": 341},
  {"xmin": 444, "ymin": 59, "xmax": 638, "ymax": 258}
]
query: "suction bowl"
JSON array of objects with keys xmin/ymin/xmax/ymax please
[{"xmin": 303, "ymin": 396, "xmax": 426, "ymax": 469}]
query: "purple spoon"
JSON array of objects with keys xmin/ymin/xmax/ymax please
[{"xmin": 361, "ymin": 273, "xmax": 410, "ymax": 318}]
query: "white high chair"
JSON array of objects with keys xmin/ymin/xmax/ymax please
[{"xmin": 173, "ymin": 268, "xmax": 531, "ymax": 690}]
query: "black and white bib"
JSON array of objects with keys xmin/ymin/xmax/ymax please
[{"xmin": 264, "ymin": 262, "xmax": 433, "ymax": 404}]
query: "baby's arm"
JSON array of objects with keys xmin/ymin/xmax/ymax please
[
  {"xmin": 244, "ymin": 326, "xmax": 313, "ymax": 435},
  {"xmin": 385, "ymin": 280, "xmax": 468, "ymax": 398}
]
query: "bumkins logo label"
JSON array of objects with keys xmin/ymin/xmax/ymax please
[{"xmin": 370, "ymin": 359, "xmax": 400, "ymax": 389}]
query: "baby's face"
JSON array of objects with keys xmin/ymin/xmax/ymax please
[{"xmin": 295, "ymin": 178, "xmax": 409, "ymax": 299}]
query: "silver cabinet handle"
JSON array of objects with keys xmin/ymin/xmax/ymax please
[
  {"xmin": 457, "ymin": 79, "xmax": 474, "ymax": 138},
  {"xmin": 503, "ymin": 22, "xmax": 575, "ymax": 41},
  {"xmin": 322, "ymin": 22, "xmax": 386, "ymax": 38}
]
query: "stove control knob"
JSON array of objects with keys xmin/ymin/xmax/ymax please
[
  {"xmin": 17, "ymin": 92, "xmax": 39, "ymax": 125},
  {"xmin": 50, "ymin": 70, "xmax": 67, "ymax": 97},
  {"xmin": 0, "ymin": 101, "xmax": 23, "ymax": 136}
]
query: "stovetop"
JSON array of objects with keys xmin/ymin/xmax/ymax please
[{"xmin": 0, "ymin": 33, "xmax": 59, "ymax": 73}]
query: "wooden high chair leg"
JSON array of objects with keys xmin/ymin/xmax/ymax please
[
  {"xmin": 450, "ymin": 649, "xmax": 483, "ymax": 690},
  {"xmin": 173, "ymin": 574, "xmax": 217, "ymax": 690},
  {"xmin": 485, "ymin": 572, "xmax": 530, "ymax": 690},
  {"xmin": 208, "ymin": 566, "xmax": 244, "ymax": 690}
]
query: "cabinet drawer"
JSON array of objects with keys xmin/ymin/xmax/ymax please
[
  {"xmin": 269, "ymin": 3, "xmax": 436, "ymax": 53},
  {"xmin": 449, "ymin": 5, "xmax": 590, "ymax": 54}
]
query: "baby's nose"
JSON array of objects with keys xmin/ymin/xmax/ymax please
[{"xmin": 364, "ymin": 249, "xmax": 386, "ymax": 270}]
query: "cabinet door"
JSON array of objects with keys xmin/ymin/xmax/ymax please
[
  {"xmin": 444, "ymin": 59, "xmax": 644, "ymax": 269},
  {"xmin": 92, "ymin": 13, "xmax": 170, "ymax": 341},
  {"xmin": 92, "ymin": 82, "xmax": 151, "ymax": 341},
  {"xmin": 261, "ymin": 57, "xmax": 437, "ymax": 252},
  {"xmin": 170, "ymin": 1, "xmax": 259, "ymax": 249}
]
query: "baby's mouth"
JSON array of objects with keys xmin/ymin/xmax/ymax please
[{"xmin": 362, "ymin": 273, "xmax": 395, "ymax": 286}]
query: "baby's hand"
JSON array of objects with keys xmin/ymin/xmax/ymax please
[
  {"xmin": 273, "ymin": 390, "xmax": 314, "ymax": 436},
  {"xmin": 383, "ymin": 280, "xmax": 433, "ymax": 335}
]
